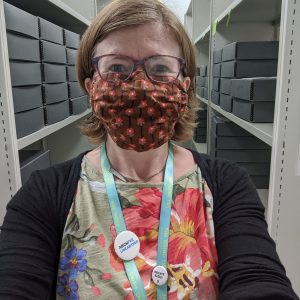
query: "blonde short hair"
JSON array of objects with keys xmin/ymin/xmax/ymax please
[{"xmin": 77, "ymin": 0, "xmax": 197, "ymax": 145}]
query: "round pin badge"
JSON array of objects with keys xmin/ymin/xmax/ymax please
[
  {"xmin": 114, "ymin": 230, "xmax": 140, "ymax": 261},
  {"xmin": 152, "ymin": 265, "xmax": 168, "ymax": 286}
]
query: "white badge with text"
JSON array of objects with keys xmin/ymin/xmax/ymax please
[
  {"xmin": 114, "ymin": 230, "xmax": 140, "ymax": 261},
  {"xmin": 152, "ymin": 265, "xmax": 168, "ymax": 286}
]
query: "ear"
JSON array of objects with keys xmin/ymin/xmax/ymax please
[
  {"xmin": 84, "ymin": 77, "xmax": 92, "ymax": 95},
  {"xmin": 183, "ymin": 76, "xmax": 191, "ymax": 92}
]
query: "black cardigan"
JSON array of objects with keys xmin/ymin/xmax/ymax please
[{"xmin": 0, "ymin": 151, "xmax": 298, "ymax": 300}]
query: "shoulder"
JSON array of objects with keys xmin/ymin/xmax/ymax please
[
  {"xmin": 7, "ymin": 151, "xmax": 89, "ymax": 232},
  {"xmin": 191, "ymin": 150, "xmax": 255, "ymax": 203}
]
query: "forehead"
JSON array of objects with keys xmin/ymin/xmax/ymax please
[{"xmin": 93, "ymin": 22, "xmax": 182, "ymax": 59}]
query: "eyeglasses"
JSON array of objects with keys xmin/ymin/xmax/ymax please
[{"xmin": 91, "ymin": 54, "xmax": 186, "ymax": 83}]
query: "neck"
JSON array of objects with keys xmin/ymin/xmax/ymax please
[{"xmin": 106, "ymin": 135, "xmax": 169, "ymax": 182}]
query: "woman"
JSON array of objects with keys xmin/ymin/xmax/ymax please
[{"xmin": 0, "ymin": 0, "xmax": 298, "ymax": 299}]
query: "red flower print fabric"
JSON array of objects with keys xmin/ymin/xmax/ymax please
[{"xmin": 57, "ymin": 156, "xmax": 218, "ymax": 299}]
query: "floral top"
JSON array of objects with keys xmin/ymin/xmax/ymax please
[{"xmin": 56, "ymin": 156, "xmax": 219, "ymax": 300}]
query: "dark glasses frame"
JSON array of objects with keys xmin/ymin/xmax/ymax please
[{"xmin": 91, "ymin": 54, "xmax": 187, "ymax": 83}]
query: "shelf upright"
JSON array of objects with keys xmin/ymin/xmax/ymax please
[
  {"xmin": 0, "ymin": 0, "xmax": 22, "ymax": 220},
  {"xmin": 267, "ymin": 0, "xmax": 300, "ymax": 294}
]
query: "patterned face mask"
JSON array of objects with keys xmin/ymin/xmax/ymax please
[{"xmin": 89, "ymin": 71, "xmax": 189, "ymax": 152}]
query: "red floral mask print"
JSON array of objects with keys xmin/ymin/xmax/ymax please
[{"xmin": 89, "ymin": 71, "xmax": 189, "ymax": 152}]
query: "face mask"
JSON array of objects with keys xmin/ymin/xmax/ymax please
[{"xmin": 89, "ymin": 71, "xmax": 189, "ymax": 152}]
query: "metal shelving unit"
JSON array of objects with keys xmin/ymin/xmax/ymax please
[
  {"xmin": 185, "ymin": 0, "xmax": 300, "ymax": 294},
  {"xmin": 0, "ymin": 0, "xmax": 95, "ymax": 223}
]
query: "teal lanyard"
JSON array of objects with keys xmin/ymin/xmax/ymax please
[{"xmin": 101, "ymin": 143, "xmax": 174, "ymax": 300}]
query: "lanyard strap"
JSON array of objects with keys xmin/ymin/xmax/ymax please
[{"xmin": 101, "ymin": 143, "xmax": 174, "ymax": 300}]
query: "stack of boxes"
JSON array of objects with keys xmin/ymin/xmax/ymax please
[
  {"xmin": 194, "ymin": 108, "xmax": 207, "ymax": 143},
  {"xmin": 195, "ymin": 65, "xmax": 208, "ymax": 100},
  {"xmin": 211, "ymin": 49, "xmax": 222, "ymax": 105},
  {"xmin": 213, "ymin": 41, "xmax": 279, "ymax": 122},
  {"xmin": 5, "ymin": 2, "xmax": 44, "ymax": 138},
  {"xmin": 39, "ymin": 17, "xmax": 70, "ymax": 125},
  {"xmin": 210, "ymin": 116, "xmax": 271, "ymax": 188},
  {"xmin": 4, "ymin": 2, "xmax": 88, "ymax": 140},
  {"xmin": 65, "ymin": 30, "xmax": 89, "ymax": 115}
]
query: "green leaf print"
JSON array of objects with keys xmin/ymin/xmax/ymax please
[
  {"xmin": 172, "ymin": 183, "xmax": 185, "ymax": 199},
  {"xmin": 66, "ymin": 214, "xmax": 80, "ymax": 232},
  {"xmin": 84, "ymin": 270, "xmax": 94, "ymax": 286},
  {"xmin": 119, "ymin": 194, "xmax": 132, "ymax": 209},
  {"xmin": 87, "ymin": 266, "xmax": 103, "ymax": 277}
]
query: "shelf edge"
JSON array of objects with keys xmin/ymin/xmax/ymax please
[
  {"xmin": 194, "ymin": 25, "xmax": 211, "ymax": 45},
  {"xmin": 210, "ymin": 103, "xmax": 273, "ymax": 146},
  {"xmin": 17, "ymin": 109, "xmax": 91, "ymax": 150},
  {"xmin": 49, "ymin": 0, "xmax": 91, "ymax": 26},
  {"xmin": 196, "ymin": 94, "xmax": 209, "ymax": 105},
  {"xmin": 214, "ymin": 0, "xmax": 244, "ymax": 24}
]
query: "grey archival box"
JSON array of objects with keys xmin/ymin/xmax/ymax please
[
  {"xmin": 15, "ymin": 107, "xmax": 44, "ymax": 138},
  {"xmin": 212, "ymin": 116, "xmax": 252, "ymax": 137},
  {"xmin": 204, "ymin": 77, "xmax": 208, "ymax": 88},
  {"xmin": 66, "ymin": 48, "xmax": 78, "ymax": 65},
  {"xmin": 45, "ymin": 100, "xmax": 70, "ymax": 124},
  {"xmin": 43, "ymin": 83, "xmax": 69, "ymax": 104},
  {"xmin": 199, "ymin": 65, "xmax": 207, "ymax": 76},
  {"xmin": 231, "ymin": 77, "xmax": 277, "ymax": 101},
  {"xmin": 198, "ymin": 87, "xmax": 204, "ymax": 98},
  {"xmin": 203, "ymin": 88, "xmax": 208, "ymax": 100},
  {"xmin": 213, "ymin": 49, "xmax": 222, "ymax": 64},
  {"xmin": 4, "ymin": 2, "xmax": 39, "ymax": 39},
  {"xmin": 68, "ymin": 82, "xmax": 85, "ymax": 99},
  {"xmin": 222, "ymin": 41, "xmax": 279, "ymax": 62},
  {"xmin": 215, "ymin": 149, "xmax": 271, "ymax": 163},
  {"xmin": 41, "ymin": 40, "xmax": 67, "ymax": 64},
  {"xmin": 20, "ymin": 150, "xmax": 50, "ymax": 184},
  {"xmin": 67, "ymin": 66, "xmax": 77, "ymax": 82},
  {"xmin": 239, "ymin": 163, "xmax": 270, "ymax": 176},
  {"xmin": 220, "ymin": 78, "xmax": 232, "ymax": 95},
  {"xmin": 38, "ymin": 17, "xmax": 64, "ymax": 45},
  {"xmin": 12, "ymin": 85, "xmax": 43, "ymax": 113},
  {"xmin": 211, "ymin": 90, "xmax": 220, "ymax": 105},
  {"xmin": 250, "ymin": 175, "xmax": 270, "ymax": 189},
  {"xmin": 196, "ymin": 76, "xmax": 205, "ymax": 87},
  {"xmin": 70, "ymin": 95, "xmax": 89, "ymax": 115},
  {"xmin": 221, "ymin": 60, "xmax": 278, "ymax": 78},
  {"xmin": 64, "ymin": 29, "xmax": 80, "ymax": 49},
  {"xmin": 10, "ymin": 62, "xmax": 42, "ymax": 86},
  {"xmin": 213, "ymin": 78, "xmax": 220, "ymax": 91},
  {"xmin": 232, "ymin": 98, "xmax": 275, "ymax": 122},
  {"xmin": 212, "ymin": 134, "xmax": 269, "ymax": 150},
  {"xmin": 42, "ymin": 63, "xmax": 67, "ymax": 83},
  {"xmin": 196, "ymin": 109, "xmax": 207, "ymax": 121},
  {"xmin": 213, "ymin": 63, "xmax": 221, "ymax": 77},
  {"xmin": 7, "ymin": 33, "xmax": 40, "ymax": 62},
  {"xmin": 220, "ymin": 93, "xmax": 233, "ymax": 112}
]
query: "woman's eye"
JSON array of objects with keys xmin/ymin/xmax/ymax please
[
  {"xmin": 110, "ymin": 64, "xmax": 127, "ymax": 72},
  {"xmin": 152, "ymin": 64, "xmax": 170, "ymax": 73}
]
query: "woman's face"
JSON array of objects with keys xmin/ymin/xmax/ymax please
[{"xmin": 85, "ymin": 22, "xmax": 190, "ymax": 89}]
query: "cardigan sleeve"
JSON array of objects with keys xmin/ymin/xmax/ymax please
[
  {"xmin": 0, "ymin": 154, "xmax": 84, "ymax": 299},
  {"xmin": 198, "ymin": 154, "xmax": 299, "ymax": 300},
  {"xmin": 0, "ymin": 171, "xmax": 61, "ymax": 299}
]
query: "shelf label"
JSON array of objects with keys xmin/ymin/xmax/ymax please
[
  {"xmin": 226, "ymin": 9, "xmax": 232, "ymax": 27},
  {"xmin": 212, "ymin": 21, "xmax": 218, "ymax": 36}
]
